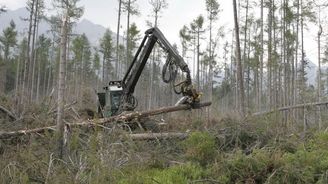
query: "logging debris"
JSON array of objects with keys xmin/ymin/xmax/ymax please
[
  {"xmin": 0, "ymin": 102, "xmax": 211, "ymax": 140},
  {"xmin": 0, "ymin": 104, "xmax": 17, "ymax": 121}
]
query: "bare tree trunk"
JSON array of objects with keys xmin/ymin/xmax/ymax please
[
  {"xmin": 267, "ymin": 0, "xmax": 273, "ymax": 109},
  {"xmin": 149, "ymin": 11, "xmax": 159, "ymax": 110},
  {"xmin": 294, "ymin": 0, "xmax": 300, "ymax": 121},
  {"xmin": 300, "ymin": 0, "xmax": 306, "ymax": 133},
  {"xmin": 56, "ymin": 12, "xmax": 68, "ymax": 158},
  {"xmin": 317, "ymin": 22, "xmax": 322, "ymax": 130},
  {"xmin": 243, "ymin": 0, "xmax": 249, "ymax": 109},
  {"xmin": 30, "ymin": 0, "xmax": 39, "ymax": 101},
  {"xmin": 116, "ymin": 0, "xmax": 122, "ymax": 79},
  {"xmin": 22, "ymin": 0, "xmax": 35, "ymax": 104},
  {"xmin": 126, "ymin": 0, "xmax": 131, "ymax": 68},
  {"xmin": 36, "ymin": 48, "xmax": 41, "ymax": 101},
  {"xmin": 15, "ymin": 55, "xmax": 21, "ymax": 98},
  {"xmin": 197, "ymin": 29, "xmax": 200, "ymax": 90},
  {"xmin": 260, "ymin": 0, "xmax": 264, "ymax": 110},
  {"xmin": 233, "ymin": 0, "xmax": 245, "ymax": 116}
]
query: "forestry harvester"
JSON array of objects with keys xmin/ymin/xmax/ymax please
[{"xmin": 97, "ymin": 27, "xmax": 205, "ymax": 129}]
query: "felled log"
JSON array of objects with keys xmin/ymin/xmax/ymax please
[
  {"xmin": 75, "ymin": 101, "xmax": 212, "ymax": 125},
  {"xmin": 0, "ymin": 102, "xmax": 211, "ymax": 139},
  {"xmin": 252, "ymin": 101, "xmax": 328, "ymax": 116},
  {"xmin": 0, "ymin": 104, "xmax": 17, "ymax": 121},
  {"xmin": 0, "ymin": 126, "xmax": 56, "ymax": 139},
  {"xmin": 129, "ymin": 132, "xmax": 189, "ymax": 141}
]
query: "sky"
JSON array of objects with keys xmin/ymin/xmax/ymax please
[
  {"xmin": 0, "ymin": 0, "xmax": 233, "ymax": 45},
  {"xmin": 0, "ymin": 0, "xmax": 324, "ymax": 68}
]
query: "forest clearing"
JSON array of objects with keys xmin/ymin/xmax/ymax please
[{"xmin": 1, "ymin": 0, "xmax": 328, "ymax": 183}]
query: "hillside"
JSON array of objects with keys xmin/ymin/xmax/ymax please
[{"xmin": 0, "ymin": 7, "xmax": 116, "ymax": 46}]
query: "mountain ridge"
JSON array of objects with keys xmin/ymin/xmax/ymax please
[{"xmin": 0, "ymin": 7, "xmax": 116, "ymax": 46}]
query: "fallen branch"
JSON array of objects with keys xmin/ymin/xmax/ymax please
[
  {"xmin": 0, "ymin": 126, "xmax": 56, "ymax": 139},
  {"xmin": 0, "ymin": 102, "xmax": 211, "ymax": 139},
  {"xmin": 252, "ymin": 101, "xmax": 328, "ymax": 116},
  {"xmin": 0, "ymin": 104, "xmax": 17, "ymax": 121},
  {"xmin": 47, "ymin": 101, "xmax": 77, "ymax": 115},
  {"xmin": 129, "ymin": 132, "xmax": 189, "ymax": 141}
]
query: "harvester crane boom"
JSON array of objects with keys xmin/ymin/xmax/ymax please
[{"xmin": 119, "ymin": 27, "xmax": 197, "ymax": 113}]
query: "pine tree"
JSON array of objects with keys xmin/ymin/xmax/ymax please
[
  {"xmin": 192, "ymin": 15, "xmax": 205, "ymax": 91},
  {"xmin": 100, "ymin": 29, "xmax": 114, "ymax": 82},
  {"xmin": 148, "ymin": 0, "xmax": 168, "ymax": 109},
  {"xmin": 0, "ymin": 20, "xmax": 17, "ymax": 93},
  {"xmin": 233, "ymin": 0, "xmax": 245, "ymax": 116},
  {"xmin": 53, "ymin": 0, "xmax": 83, "ymax": 158},
  {"xmin": 122, "ymin": 0, "xmax": 139, "ymax": 70},
  {"xmin": 116, "ymin": 0, "xmax": 122, "ymax": 78}
]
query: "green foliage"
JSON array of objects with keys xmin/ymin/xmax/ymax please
[
  {"xmin": 99, "ymin": 29, "xmax": 114, "ymax": 80},
  {"xmin": 211, "ymin": 149, "xmax": 282, "ymax": 184},
  {"xmin": 183, "ymin": 132, "xmax": 217, "ymax": 165},
  {"xmin": 194, "ymin": 15, "xmax": 204, "ymax": 29},
  {"xmin": 71, "ymin": 33, "xmax": 95, "ymax": 82},
  {"xmin": 3, "ymin": 115, "xmax": 328, "ymax": 184},
  {"xmin": 93, "ymin": 50, "xmax": 101, "ymax": 71},
  {"xmin": 127, "ymin": 23, "xmax": 140, "ymax": 61},
  {"xmin": 0, "ymin": 20, "xmax": 17, "ymax": 60},
  {"xmin": 100, "ymin": 29, "xmax": 113, "ymax": 61},
  {"xmin": 179, "ymin": 25, "xmax": 191, "ymax": 57},
  {"xmin": 116, "ymin": 163, "xmax": 207, "ymax": 184},
  {"xmin": 206, "ymin": 0, "xmax": 220, "ymax": 21},
  {"xmin": 207, "ymin": 132, "xmax": 328, "ymax": 184}
]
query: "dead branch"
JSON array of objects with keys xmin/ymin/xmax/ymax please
[
  {"xmin": 0, "ymin": 104, "xmax": 17, "ymax": 121},
  {"xmin": 0, "ymin": 126, "xmax": 56, "ymax": 139},
  {"xmin": 252, "ymin": 101, "xmax": 328, "ymax": 116},
  {"xmin": 47, "ymin": 101, "xmax": 77, "ymax": 115},
  {"xmin": 0, "ymin": 102, "xmax": 211, "ymax": 139},
  {"xmin": 128, "ymin": 132, "xmax": 189, "ymax": 141}
]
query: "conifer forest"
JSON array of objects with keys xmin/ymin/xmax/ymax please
[{"xmin": 1, "ymin": 0, "xmax": 328, "ymax": 183}]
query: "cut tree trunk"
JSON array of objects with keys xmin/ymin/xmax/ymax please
[
  {"xmin": 0, "ymin": 102, "xmax": 211, "ymax": 139},
  {"xmin": 252, "ymin": 101, "xmax": 328, "ymax": 116}
]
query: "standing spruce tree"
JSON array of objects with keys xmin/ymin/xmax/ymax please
[
  {"xmin": 179, "ymin": 25, "xmax": 191, "ymax": 58},
  {"xmin": 23, "ymin": 0, "xmax": 36, "ymax": 103},
  {"xmin": 71, "ymin": 34, "xmax": 91, "ymax": 105},
  {"xmin": 233, "ymin": 0, "xmax": 245, "ymax": 116},
  {"xmin": 205, "ymin": 0, "xmax": 220, "ymax": 108},
  {"xmin": 116, "ymin": 0, "xmax": 122, "ymax": 78},
  {"xmin": 100, "ymin": 29, "xmax": 114, "ymax": 82},
  {"xmin": 54, "ymin": 0, "xmax": 83, "ymax": 158},
  {"xmin": 30, "ymin": 0, "xmax": 45, "ymax": 101},
  {"xmin": 93, "ymin": 50, "xmax": 101, "ymax": 89},
  {"xmin": 35, "ymin": 34, "xmax": 51, "ymax": 100},
  {"xmin": 15, "ymin": 38, "xmax": 28, "ymax": 98},
  {"xmin": 122, "ymin": 0, "xmax": 139, "ymax": 71},
  {"xmin": 0, "ymin": 20, "xmax": 17, "ymax": 93},
  {"xmin": 191, "ymin": 15, "xmax": 205, "ymax": 91},
  {"xmin": 148, "ymin": 0, "xmax": 168, "ymax": 109}
]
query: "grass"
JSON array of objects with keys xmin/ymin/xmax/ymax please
[{"xmin": 1, "ymin": 110, "xmax": 328, "ymax": 183}]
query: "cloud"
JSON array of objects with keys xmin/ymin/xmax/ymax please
[{"xmin": 0, "ymin": 0, "xmax": 26, "ymax": 9}]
